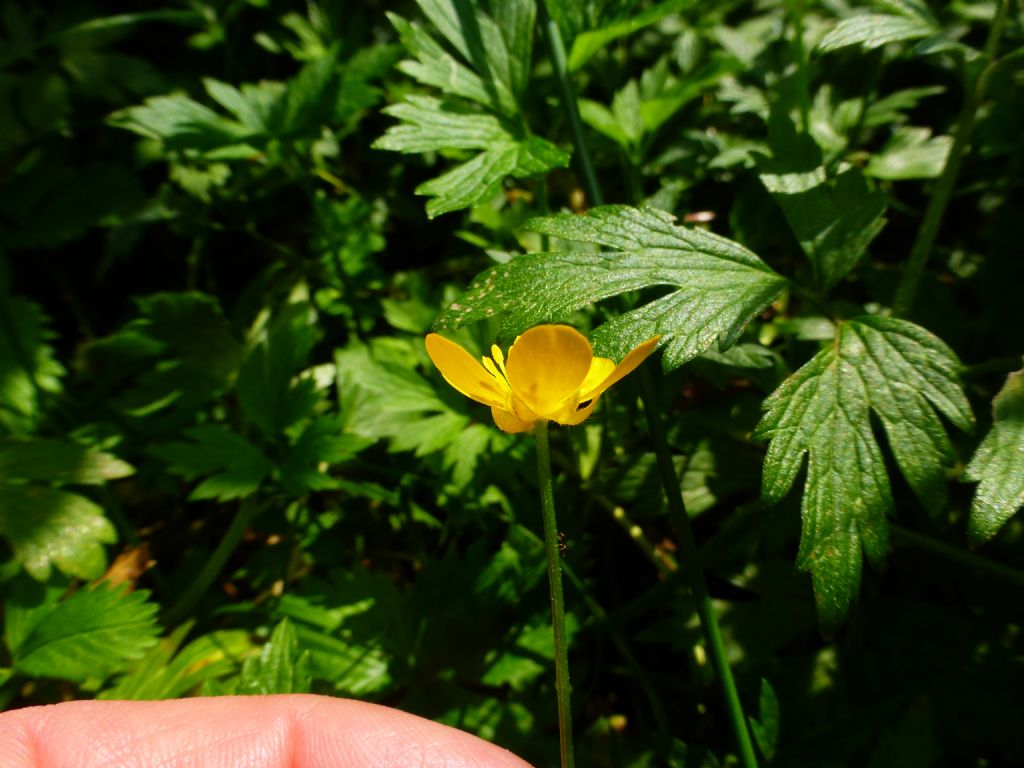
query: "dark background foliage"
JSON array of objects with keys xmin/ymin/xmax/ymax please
[{"xmin": 0, "ymin": 1, "xmax": 1022, "ymax": 765}]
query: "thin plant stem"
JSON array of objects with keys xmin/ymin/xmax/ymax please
[
  {"xmin": 534, "ymin": 420, "xmax": 575, "ymax": 768},
  {"xmin": 541, "ymin": 12, "xmax": 759, "ymax": 764},
  {"xmin": 163, "ymin": 497, "xmax": 259, "ymax": 627},
  {"xmin": 786, "ymin": 0, "xmax": 811, "ymax": 133},
  {"xmin": 639, "ymin": 371, "xmax": 760, "ymax": 768},
  {"xmin": 890, "ymin": 523, "xmax": 1024, "ymax": 590},
  {"xmin": 607, "ymin": 503, "xmax": 679, "ymax": 575},
  {"xmin": 892, "ymin": 0, "xmax": 1010, "ymax": 316},
  {"xmin": 515, "ymin": 521, "xmax": 671, "ymax": 740},
  {"xmin": 540, "ymin": 3, "xmax": 604, "ymax": 207}
]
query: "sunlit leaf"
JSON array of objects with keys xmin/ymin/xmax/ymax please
[
  {"xmin": 8, "ymin": 580, "xmax": 160, "ymax": 682},
  {"xmin": 753, "ymin": 315, "xmax": 973, "ymax": 628},
  {"xmin": 435, "ymin": 206, "xmax": 788, "ymax": 370},
  {"xmin": 237, "ymin": 618, "xmax": 312, "ymax": 695},
  {"xmin": 760, "ymin": 112, "xmax": 886, "ymax": 290},
  {"xmin": 0, "ymin": 484, "xmax": 116, "ymax": 580},
  {"xmin": 964, "ymin": 368, "xmax": 1024, "ymax": 543}
]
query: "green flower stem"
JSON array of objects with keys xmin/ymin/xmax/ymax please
[
  {"xmin": 639, "ymin": 370, "xmax": 760, "ymax": 768},
  {"xmin": 534, "ymin": 420, "xmax": 575, "ymax": 768},
  {"xmin": 890, "ymin": 523, "xmax": 1024, "ymax": 590},
  {"xmin": 515, "ymin": 521, "xmax": 671, "ymax": 740},
  {"xmin": 541, "ymin": 11, "xmax": 758, "ymax": 764},
  {"xmin": 163, "ymin": 497, "xmax": 259, "ymax": 627},
  {"xmin": 892, "ymin": 0, "xmax": 1009, "ymax": 317},
  {"xmin": 540, "ymin": 4, "xmax": 604, "ymax": 207}
]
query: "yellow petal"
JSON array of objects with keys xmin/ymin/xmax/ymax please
[
  {"xmin": 581, "ymin": 336, "xmax": 661, "ymax": 401},
  {"xmin": 553, "ymin": 398, "xmax": 599, "ymax": 426},
  {"xmin": 491, "ymin": 405, "xmax": 535, "ymax": 433},
  {"xmin": 579, "ymin": 357, "xmax": 616, "ymax": 397},
  {"xmin": 425, "ymin": 334, "xmax": 507, "ymax": 408},
  {"xmin": 505, "ymin": 325, "xmax": 593, "ymax": 417}
]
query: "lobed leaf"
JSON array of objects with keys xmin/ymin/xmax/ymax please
[
  {"xmin": 0, "ymin": 484, "xmax": 117, "ymax": 580},
  {"xmin": 434, "ymin": 206, "xmax": 788, "ymax": 370},
  {"xmin": 568, "ymin": 0, "xmax": 695, "ymax": 72},
  {"xmin": 100, "ymin": 625, "xmax": 251, "ymax": 700},
  {"xmin": 964, "ymin": 368, "xmax": 1024, "ymax": 543},
  {"xmin": 0, "ymin": 267, "xmax": 64, "ymax": 434},
  {"xmin": 237, "ymin": 618, "xmax": 313, "ymax": 695},
  {"xmin": 865, "ymin": 126, "xmax": 952, "ymax": 180},
  {"xmin": 8, "ymin": 581, "xmax": 160, "ymax": 682},
  {"xmin": 817, "ymin": 13, "xmax": 937, "ymax": 53},
  {"xmin": 753, "ymin": 315, "xmax": 973, "ymax": 628},
  {"xmin": 151, "ymin": 425, "xmax": 272, "ymax": 502},
  {"xmin": 760, "ymin": 112, "xmax": 887, "ymax": 290},
  {"xmin": 0, "ymin": 438, "xmax": 133, "ymax": 485},
  {"xmin": 374, "ymin": 96, "xmax": 512, "ymax": 153},
  {"xmin": 376, "ymin": 2, "xmax": 567, "ymax": 217}
]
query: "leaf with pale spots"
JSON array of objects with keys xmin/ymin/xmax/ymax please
[
  {"xmin": 752, "ymin": 315, "xmax": 973, "ymax": 629},
  {"xmin": 434, "ymin": 205, "xmax": 788, "ymax": 370}
]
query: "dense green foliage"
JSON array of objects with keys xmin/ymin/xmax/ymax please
[{"xmin": 1, "ymin": 0, "xmax": 1022, "ymax": 765}]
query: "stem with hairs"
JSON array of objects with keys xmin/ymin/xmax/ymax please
[
  {"xmin": 540, "ymin": 8, "xmax": 759, "ymax": 766},
  {"xmin": 534, "ymin": 420, "xmax": 575, "ymax": 768}
]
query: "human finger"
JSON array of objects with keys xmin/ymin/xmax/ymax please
[{"xmin": 0, "ymin": 694, "xmax": 534, "ymax": 768}]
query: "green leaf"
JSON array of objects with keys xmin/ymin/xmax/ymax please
[
  {"xmin": 237, "ymin": 303, "xmax": 321, "ymax": 436},
  {"xmin": 0, "ymin": 484, "xmax": 116, "ymax": 580},
  {"xmin": 415, "ymin": 135, "xmax": 568, "ymax": 218},
  {"xmin": 137, "ymin": 292, "xmax": 243, "ymax": 381},
  {"xmin": 410, "ymin": 0, "xmax": 528, "ymax": 113},
  {"xmin": 0, "ymin": 264, "xmax": 64, "ymax": 434},
  {"xmin": 8, "ymin": 581, "xmax": 160, "ymax": 683},
  {"xmin": 817, "ymin": 13, "xmax": 937, "ymax": 53},
  {"xmin": 279, "ymin": 416, "xmax": 373, "ymax": 494},
  {"xmin": 567, "ymin": 0, "xmax": 694, "ymax": 72},
  {"xmin": 578, "ymin": 79, "xmax": 646, "ymax": 151},
  {"xmin": 760, "ymin": 112, "xmax": 887, "ymax": 290},
  {"xmin": 865, "ymin": 127, "xmax": 952, "ymax": 180},
  {"xmin": 335, "ymin": 344, "xmax": 470, "ymax": 455},
  {"xmin": 373, "ymin": 96, "xmax": 511, "ymax": 153},
  {"xmin": 100, "ymin": 625, "xmax": 251, "ymax": 700},
  {"xmin": 578, "ymin": 98, "xmax": 631, "ymax": 148},
  {"xmin": 435, "ymin": 206, "xmax": 788, "ymax": 370},
  {"xmin": 237, "ymin": 618, "xmax": 312, "ymax": 695},
  {"xmin": 109, "ymin": 91, "xmax": 252, "ymax": 151},
  {"xmin": 753, "ymin": 316, "xmax": 973, "ymax": 628},
  {"xmin": 111, "ymin": 54, "xmax": 339, "ymax": 152},
  {"xmin": 275, "ymin": 568, "xmax": 399, "ymax": 695},
  {"xmin": 388, "ymin": 15, "xmax": 504, "ymax": 112},
  {"xmin": 0, "ymin": 438, "xmax": 133, "ymax": 485},
  {"xmin": 376, "ymin": 4, "xmax": 568, "ymax": 217},
  {"xmin": 749, "ymin": 678, "xmax": 781, "ymax": 761},
  {"xmin": 151, "ymin": 425, "xmax": 272, "ymax": 502},
  {"xmin": 964, "ymin": 368, "xmax": 1024, "ymax": 543},
  {"xmin": 374, "ymin": 98, "xmax": 568, "ymax": 218}
]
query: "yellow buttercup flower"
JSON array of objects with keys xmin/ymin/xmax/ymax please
[{"xmin": 425, "ymin": 324, "xmax": 660, "ymax": 433}]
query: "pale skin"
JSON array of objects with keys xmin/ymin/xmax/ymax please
[{"xmin": 0, "ymin": 695, "xmax": 534, "ymax": 768}]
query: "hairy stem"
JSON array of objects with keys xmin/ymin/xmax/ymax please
[
  {"xmin": 534, "ymin": 421, "xmax": 575, "ymax": 768},
  {"xmin": 541, "ymin": 11, "xmax": 759, "ymax": 764}
]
